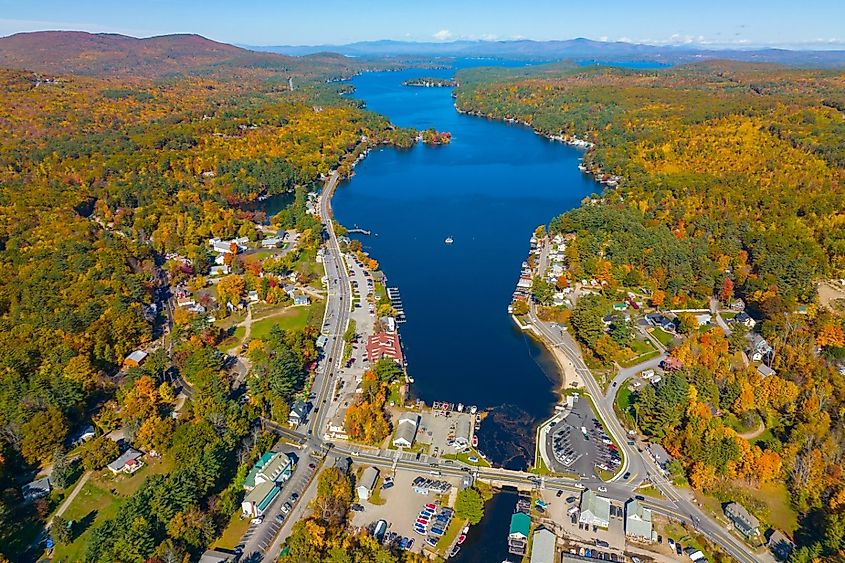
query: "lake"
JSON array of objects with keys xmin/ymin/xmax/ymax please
[{"xmin": 333, "ymin": 62, "xmax": 597, "ymax": 470}]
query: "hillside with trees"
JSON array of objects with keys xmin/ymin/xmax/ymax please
[
  {"xmin": 0, "ymin": 32, "xmax": 417, "ymax": 561},
  {"xmin": 456, "ymin": 61, "xmax": 845, "ymax": 561}
]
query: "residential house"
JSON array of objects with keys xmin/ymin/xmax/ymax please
[
  {"xmin": 529, "ymin": 526, "xmax": 556, "ymax": 563},
  {"xmin": 625, "ymin": 499, "xmax": 653, "ymax": 540},
  {"xmin": 357, "ymin": 466, "xmax": 379, "ymax": 501},
  {"xmin": 244, "ymin": 452, "xmax": 293, "ymax": 491},
  {"xmin": 72, "ymin": 424, "xmax": 96, "ymax": 445},
  {"xmin": 248, "ymin": 290, "xmax": 259, "ymax": 303},
  {"xmin": 757, "ymin": 364, "xmax": 776, "ymax": 378},
  {"xmin": 695, "ymin": 313, "xmax": 712, "ymax": 326},
  {"xmin": 392, "ymin": 412, "xmax": 420, "ymax": 448},
  {"xmin": 261, "ymin": 237, "xmax": 283, "ymax": 248},
  {"xmin": 293, "ymin": 294, "xmax": 310, "ymax": 306},
  {"xmin": 288, "ymin": 401, "xmax": 311, "ymax": 426},
  {"xmin": 579, "ymin": 490, "xmax": 611, "ymax": 528},
  {"xmin": 123, "ymin": 350, "xmax": 147, "ymax": 368},
  {"xmin": 241, "ymin": 480, "xmax": 280, "ymax": 517},
  {"xmin": 327, "ymin": 413, "xmax": 348, "ymax": 440},
  {"xmin": 746, "ymin": 333, "xmax": 773, "ymax": 362},
  {"xmin": 725, "ymin": 502, "xmax": 760, "ymax": 538},
  {"xmin": 454, "ymin": 419, "xmax": 471, "ymax": 449},
  {"xmin": 366, "ymin": 332, "xmax": 404, "ymax": 365},
  {"xmin": 646, "ymin": 313, "xmax": 676, "ymax": 331},
  {"xmin": 734, "ymin": 311, "xmax": 756, "ymax": 328},
  {"xmin": 22, "ymin": 477, "xmax": 51, "ymax": 502},
  {"xmin": 107, "ymin": 448, "xmax": 144, "ymax": 474},
  {"xmin": 660, "ymin": 356, "xmax": 683, "ymax": 371},
  {"xmin": 648, "ymin": 443, "xmax": 673, "ymax": 473},
  {"xmin": 730, "ymin": 298, "xmax": 746, "ymax": 311},
  {"xmin": 767, "ymin": 530, "xmax": 795, "ymax": 560}
]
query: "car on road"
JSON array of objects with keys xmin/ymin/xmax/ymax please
[
  {"xmin": 598, "ymin": 486, "xmax": 607, "ymax": 492},
  {"xmin": 556, "ymin": 489, "xmax": 564, "ymax": 497},
  {"xmin": 622, "ymin": 471, "xmax": 630, "ymax": 480},
  {"xmin": 635, "ymin": 495, "xmax": 645, "ymax": 501},
  {"xmin": 574, "ymin": 483, "xmax": 585, "ymax": 489},
  {"xmin": 566, "ymin": 496, "xmax": 577, "ymax": 503},
  {"xmin": 308, "ymin": 462, "xmax": 317, "ymax": 468}
]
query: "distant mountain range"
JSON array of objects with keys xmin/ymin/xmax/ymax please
[
  {"xmin": 247, "ymin": 37, "xmax": 845, "ymax": 67},
  {"xmin": 2, "ymin": 32, "xmax": 844, "ymax": 76},
  {"xmin": 0, "ymin": 31, "xmax": 360, "ymax": 77}
]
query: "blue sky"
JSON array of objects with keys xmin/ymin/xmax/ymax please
[{"xmin": 1, "ymin": 0, "xmax": 843, "ymax": 49}]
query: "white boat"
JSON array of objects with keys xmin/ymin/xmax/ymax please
[{"xmin": 445, "ymin": 236, "xmax": 454, "ymax": 244}]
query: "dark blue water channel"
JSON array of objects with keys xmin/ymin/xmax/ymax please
[{"xmin": 333, "ymin": 63, "xmax": 598, "ymax": 471}]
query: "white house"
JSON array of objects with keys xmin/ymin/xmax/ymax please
[
  {"xmin": 357, "ymin": 466, "xmax": 379, "ymax": 501},
  {"xmin": 107, "ymin": 448, "xmax": 144, "ymax": 474},
  {"xmin": 392, "ymin": 412, "xmax": 420, "ymax": 448}
]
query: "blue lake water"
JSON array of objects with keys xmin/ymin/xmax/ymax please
[{"xmin": 333, "ymin": 63, "xmax": 598, "ymax": 470}]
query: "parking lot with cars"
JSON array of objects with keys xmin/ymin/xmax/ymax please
[
  {"xmin": 544, "ymin": 395, "xmax": 621, "ymax": 477},
  {"xmin": 350, "ymin": 468, "xmax": 461, "ymax": 555}
]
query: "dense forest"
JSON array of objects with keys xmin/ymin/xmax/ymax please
[
  {"xmin": 0, "ymin": 33, "xmax": 418, "ymax": 561},
  {"xmin": 456, "ymin": 61, "xmax": 845, "ymax": 561}
]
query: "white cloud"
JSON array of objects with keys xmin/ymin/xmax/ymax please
[
  {"xmin": 480, "ymin": 33, "xmax": 498, "ymax": 41},
  {"xmin": 433, "ymin": 29, "xmax": 452, "ymax": 41}
]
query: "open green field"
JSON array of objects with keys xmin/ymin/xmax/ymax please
[
  {"xmin": 619, "ymin": 338, "xmax": 660, "ymax": 367},
  {"xmin": 51, "ymin": 457, "xmax": 173, "ymax": 561},
  {"xmin": 442, "ymin": 448, "xmax": 491, "ymax": 468},
  {"xmin": 250, "ymin": 307, "xmax": 311, "ymax": 339},
  {"xmin": 652, "ymin": 327, "xmax": 675, "ymax": 347}
]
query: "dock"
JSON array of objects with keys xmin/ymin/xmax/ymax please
[
  {"xmin": 386, "ymin": 287, "xmax": 407, "ymax": 323},
  {"xmin": 348, "ymin": 225, "xmax": 371, "ymax": 235}
]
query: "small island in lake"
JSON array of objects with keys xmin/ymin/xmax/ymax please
[
  {"xmin": 420, "ymin": 128, "xmax": 452, "ymax": 145},
  {"xmin": 402, "ymin": 77, "xmax": 457, "ymax": 88}
]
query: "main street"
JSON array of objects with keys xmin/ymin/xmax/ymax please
[{"xmin": 246, "ymin": 173, "xmax": 762, "ymax": 563}]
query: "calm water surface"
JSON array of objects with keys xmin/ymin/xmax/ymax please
[{"xmin": 333, "ymin": 63, "xmax": 597, "ymax": 471}]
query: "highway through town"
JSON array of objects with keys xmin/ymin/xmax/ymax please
[{"xmin": 229, "ymin": 172, "xmax": 761, "ymax": 563}]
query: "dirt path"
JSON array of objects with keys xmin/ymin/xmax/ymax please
[
  {"xmin": 49, "ymin": 470, "xmax": 92, "ymax": 527},
  {"xmin": 737, "ymin": 420, "xmax": 766, "ymax": 440}
]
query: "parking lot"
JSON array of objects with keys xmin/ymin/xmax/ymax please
[
  {"xmin": 350, "ymin": 468, "xmax": 461, "ymax": 555},
  {"xmin": 414, "ymin": 410, "xmax": 476, "ymax": 458},
  {"xmin": 544, "ymin": 395, "xmax": 621, "ymax": 477},
  {"xmin": 239, "ymin": 447, "xmax": 320, "ymax": 558}
]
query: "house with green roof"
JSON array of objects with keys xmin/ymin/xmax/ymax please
[
  {"xmin": 244, "ymin": 451, "xmax": 293, "ymax": 491},
  {"xmin": 241, "ymin": 480, "xmax": 281, "ymax": 517}
]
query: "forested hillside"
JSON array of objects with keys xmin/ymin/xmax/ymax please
[
  {"xmin": 0, "ymin": 32, "xmax": 416, "ymax": 561},
  {"xmin": 456, "ymin": 62, "xmax": 845, "ymax": 561}
]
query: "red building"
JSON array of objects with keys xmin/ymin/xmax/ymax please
[{"xmin": 366, "ymin": 333, "xmax": 404, "ymax": 365}]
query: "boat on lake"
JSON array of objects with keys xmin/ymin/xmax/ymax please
[{"xmin": 445, "ymin": 236, "xmax": 453, "ymax": 244}]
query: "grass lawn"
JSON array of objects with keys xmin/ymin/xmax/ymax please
[
  {"xmin": 51, "ymin": 480, "xmax": 121, "ymax": 562},
  {"xmin": 369, "ymin": 475, "xmax": 387, "ymax": 506},
  {"xmin": 442, "ymin": 448, "xmax": 491, "ymax": 468},
  {"xmin": 93, "ymin": 456, "xmax": 173, "ymax": 497},
  {"xmin": 435, "ymin": 517, "xmax": 466, "ymax": 553},
  {"xmin": 250, "ymin": 307, "xmax": 311, "ymax": 339},
  {"xmin": 217, "ymin": 325, "xmax": 247, "ymax": 352},
  {"xmin": 614, "ymin": 385, "xmax": 636, "ymax": 427},
  {"xmin": 634, "ymin": 484, "xmax": 664, "ymax": 498},
  {"xmin": 652, "ymin": 327, "xmax": 675, "ymax": 347},
  {"xmin": 213, "ymin": 510, "xmax": 251, "ymax": 550},
  {"xmin": 618, "ymin": 348, "xmax": 660, "ymax": 368}
]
